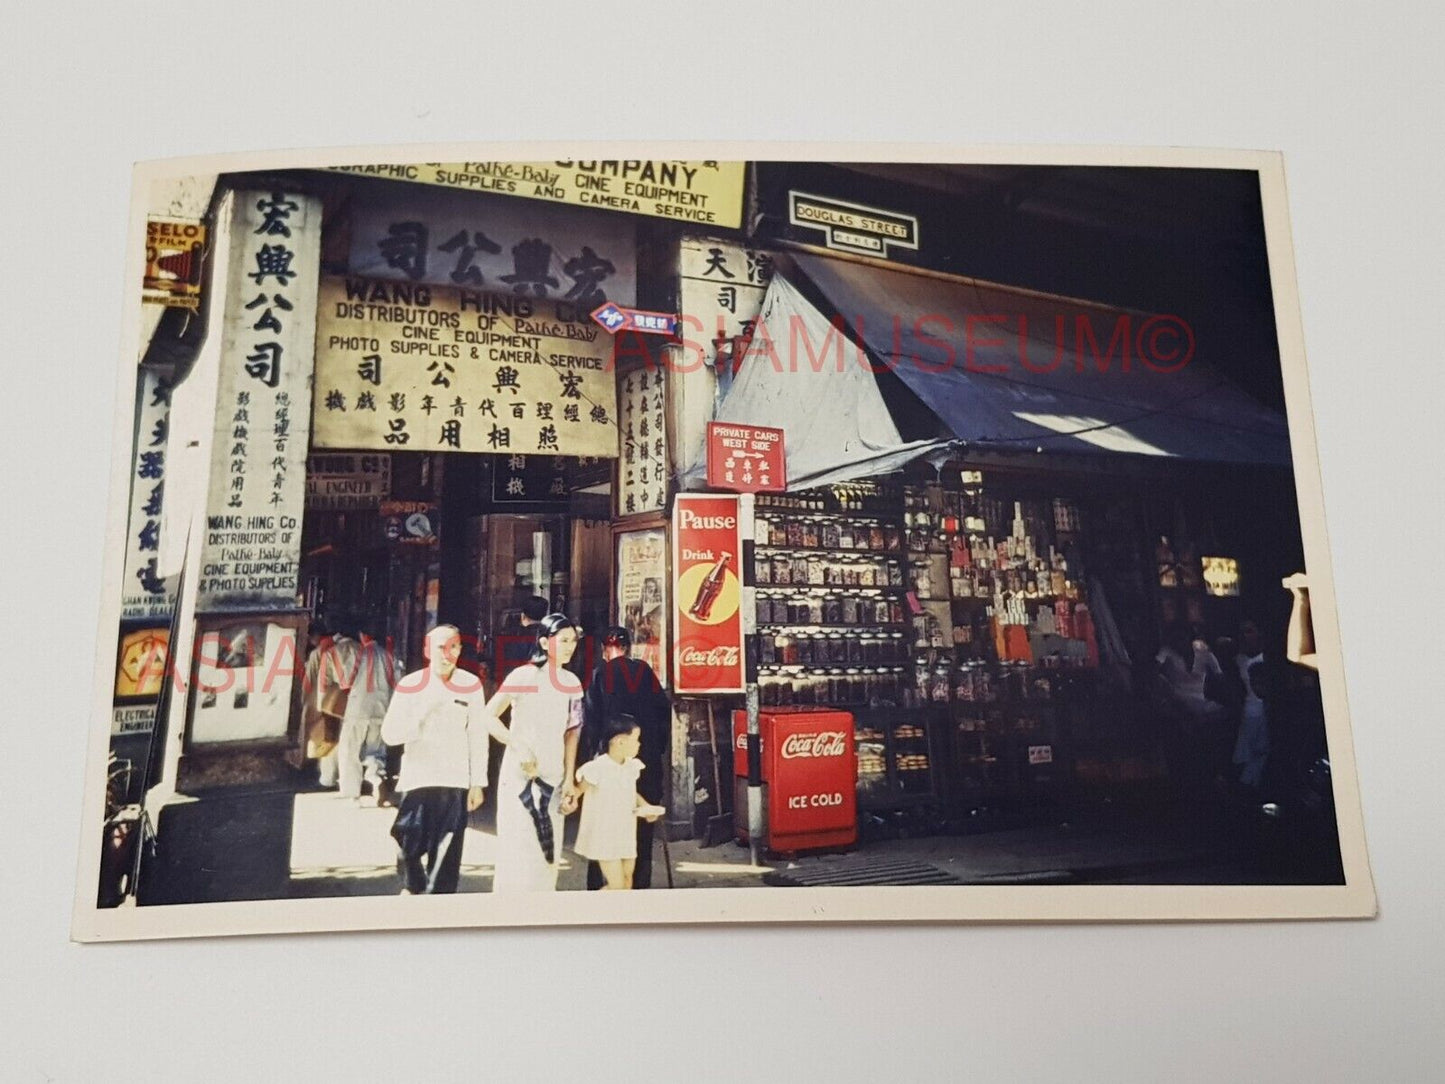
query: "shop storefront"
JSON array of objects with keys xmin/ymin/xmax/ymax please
[
  {"xmin": 663, "ymin": 171, "xmax": 1307, "ymax": 845},
  {"xmin": 109, "ymin": 158, "xmax": 1311, "ymax": 870}
]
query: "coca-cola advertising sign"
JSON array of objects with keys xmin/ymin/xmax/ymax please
[
  {"xmin": 780, "ymin": 730, "xmax": 848, "ymax": 759},
  {"xmin": 673, "ymin": 493, "xmax": 744, "ymax": 693}
]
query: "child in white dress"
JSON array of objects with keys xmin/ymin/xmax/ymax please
[{"xmin": 573, "ymin": 714, "xmax": 663, "ymax": 890}]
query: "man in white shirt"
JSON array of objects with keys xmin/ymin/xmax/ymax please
[{"xmin": 381, "ymin": 624, "xmax": 490, "ymax": 895}]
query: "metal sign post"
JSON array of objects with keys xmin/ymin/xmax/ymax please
[{"xmin": 738, "ymin": 491, "xmax": 763, "ymax": 865}]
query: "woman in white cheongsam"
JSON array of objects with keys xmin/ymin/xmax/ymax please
[{"xmin": 483, "ymin": 613, "xmax": 584, "ymax": 893}]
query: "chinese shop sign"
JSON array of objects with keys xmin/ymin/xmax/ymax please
[
  {"xmin": 332, "ymin": 160, "xmax": 745, "ymax": 228},
  {"xmin": 313, "ymin": 276, "xmax": 618, "ymax": 459},
  {"xmin": 672, "ymin": 494, "xmax": 744, "ymax": 694},
  {"xmin": 706, "ymin": 422, "xmax": 785, "ymax": 493},
  {"xmin": 143, "ymin": 217, "xmax": 206, "ymax": 310},
  {"xmin": 197, "ymin": 190, "xmax": 321, "ymax": 608},
  {"xmin": 121, "ymin": 369, "xmax": 178, "ymax": 620},
  {"xmin": 347, "ymin": 184, "xmax": 637, "ymax": 306},
  {"xmin": 616, "ymin": 366, "xmax": 667, "ymax": 517},
  {"xmin": 492, "ymin": 453, "xmax": 609, "ymax": 506},
  {"xmin": 678, "ymin": 236, "xmax": 773, "ymax": 386}
]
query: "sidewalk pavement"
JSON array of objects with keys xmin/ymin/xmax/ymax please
[{"xmin": 139, "ymin": 786, "xmax": 1241, "ymax": 904}]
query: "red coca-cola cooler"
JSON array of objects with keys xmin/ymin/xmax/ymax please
[{"xmin": 732, "ymin": 707, "xmax": 857, "ymax": 853}]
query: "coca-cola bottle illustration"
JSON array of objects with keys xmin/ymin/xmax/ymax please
[{"xmin": 688, "ymin": 552, "xmax": 732, "ymax": 621}]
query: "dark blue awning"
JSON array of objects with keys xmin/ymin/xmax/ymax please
[{"xmin": 790, "ymin": 253, "xmax": 1294, "ymax": 467}]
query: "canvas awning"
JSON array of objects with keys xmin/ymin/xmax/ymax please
[
  {"xmin": 682, "ymin": 274, "xmax": 949, "ymax": 491},
  {"xmin": 789, "ymin": 252, "xmax": 1294, "ymax": 467}
]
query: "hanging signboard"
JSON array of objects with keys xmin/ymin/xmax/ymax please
[
  {"xmin": 617, "ymin": 366, "xmax": 667, "ymax": 517},
  {"xmin": 313, "ymin": 276, "xmax": 618, "ymax": 459},
  {"xmin": 678, "ymin": 237, "xmax": 774, "ymax": 393},
  {"xmin": 347, "ymin": 183, "xmax": 637, "ymax": 306},
  {"xmin": 617, "ymin": 527, "xmax": 669, "ymax": 686},
  {"xmin": 673, "ymin": 494, "xmax": 744, "ymax": 693},
  {"xmin": 787, "ymin": 191, "xmax": 919, "ymax": 258},
  {"xmin": 591, "ymin": 302, "xmax": 678, "ymax": 336},
  {"xmin": 706, "ymin": 422, "xmax": 786, "ymax": 493},
  {"xmin": 143, "ymin": 217, "xmax": 206, "ymax": 309},
  {"xmin": 332, "ymin": 160, "xmax": 745, "ymax": 228},
  {"xmin": 121, "ymin": 369, "xmax": 178, "ymax": 620},
  {"xmin": 379, "ymin": 499, "xmax": 439, "ymax": 547},
  {"xmin": 197, "ymin": 190, "xmax": 321, "ymax": 609},
  {"xmin": 305, "ymin": 453, "xmax": 391, "ymax": 510}
]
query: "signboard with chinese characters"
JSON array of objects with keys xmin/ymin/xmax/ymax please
[
  {"xmin": 672, "ymin": 494, "xmax": 744, "ymax": 693},
  {"xmin": 143, "ymin": 217, "xmax": 206, "ymax": 309},
  {"xmin": 332, "ymin": 160, "xmax": 745, "ymax": 228},
  {"xmin": 305, "ymin": 453, "xmax": 391, "ymax": 510},
  {"xmin": 617, "ymin": 366, "xmax": 667, "ymax": 517},
  {"xmin": 617, "ymin": 527, "xmax": 668, "ymax": 686},
  {"xmin": 591, "ymin": 302, "xmax": 678, "ymax": 336},
  {"xmin": 120, "ymin": 369, "xmax": 178, "ymax": 620},
  {"xmin": 347, "ymin": 183, "xmax": 636, "ymax": 306},
  {"xmin": 706, "ymin": 422, "xmax": 785, "ymax": 493},
  {"xmin": 787, "ymin": 191, "xmax": 919, "ymax": 258},
  {"xmin": 492, "ymin": 453, "xmax": 572, "ymax": 507},
  {"xmin": 313, "ymin": 276, "xmax": 618, "ymax": 459},
  {"xmin": 197, "ymin": 190, "xmax": 321, "ymax": 608},
  {"xmin": 678, "ymin": 237, "xmax": 774, "ymax": 375}
]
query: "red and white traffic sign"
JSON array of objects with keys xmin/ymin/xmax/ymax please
[{"xmin": 706, "ymin": 422, "xmax": 786, "ymax": 493}]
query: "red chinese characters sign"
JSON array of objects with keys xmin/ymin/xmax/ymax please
[
  {"xmin": 706, "ymin": 422, "xmax": 786, "ymax": 493},
  {"xmin": 672, "ymin": 494, "xmax": 744, "ymax": 693}
]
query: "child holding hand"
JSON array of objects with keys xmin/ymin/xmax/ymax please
[{"xmin": 573, "ymin": 714, "xmax": 664, "ymax": 890}]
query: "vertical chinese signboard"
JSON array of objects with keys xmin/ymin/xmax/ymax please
[
  {"xmin": 679, "ymin": 237, "xmax": 774, "ymax": 374},
  {"xmin": 114, "ymin": 368, "xmax": 178, "ymax": 736},
  {"xmin": 617, "ymin": 366, "xmax": 667, "ymax": 517},
  {"xmin": 121, "ymin": 369, "xmax": 178, "ymax": 620},
  {"xmin": 672, "ymin": 494, "xmax": 743, "ymax": 693},
  {"xmin": 617, "ymin": 527, "xmax": 668, "ymax": 686},
  {"xmin": 197, "ymin": 190, "xmax": 322, "ymax": 609}
]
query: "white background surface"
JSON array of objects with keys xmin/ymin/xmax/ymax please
[{"xmin": 4, "ymin": 3, "xmax": 1442, "ymax": 1080}]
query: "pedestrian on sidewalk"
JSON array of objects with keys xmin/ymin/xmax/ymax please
[
  {"xmin": 311, "ymin": 618, "xmax": 361, "ymax": 790},
  {"xmin": 573, "ymin": 714, "xmax": 664, "ymax": 890},
  {"xmin": 580, "ymin": 626, "xmax": 670, "ymax": 889},
  {"xmin": 481, "ymin": 613, "xmax": 584, "ymax": 893},
  {"xmin": 337, "ymin": 627, "xmax": 401, "ymax": 803},
  {"xmin": 381, "ymin": 624, "xmax": 490, "ymax": 895}
]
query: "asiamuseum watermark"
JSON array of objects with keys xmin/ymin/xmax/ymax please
[
  {"xmin": 609, "ymin": 310, "xmax": 1195, "ymax": 376},
  {"xmin": 125, "ymin": 632, "xmax": 682, "ymax": 699}
]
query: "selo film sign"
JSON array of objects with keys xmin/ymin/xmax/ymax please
[{"xmin": 672, "ymin": 494, "xmax": 744, "ymax": 693}]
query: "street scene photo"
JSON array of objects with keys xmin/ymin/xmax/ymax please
[{"xmin": 84, "ymin": 153, "xmax": 1361, "ymax": 932}]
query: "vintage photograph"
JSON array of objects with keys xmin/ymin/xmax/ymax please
[{"xmin": 75, "ymin": 146, "xmax": 1373, "ymax": 940}]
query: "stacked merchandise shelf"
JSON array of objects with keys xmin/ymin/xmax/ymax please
[{"xmin": 752, "ymin": 482, "xmax": 939, "ymax": 809}]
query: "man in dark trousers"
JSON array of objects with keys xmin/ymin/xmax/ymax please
[{"xmin": 581, "ymin": 626, "xmax": 671, "ymax": 889}]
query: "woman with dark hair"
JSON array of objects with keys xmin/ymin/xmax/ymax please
[{"xmin": 482, "ymin": 612, "xmax": 585, "ymax": 892}]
